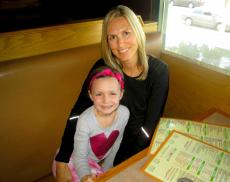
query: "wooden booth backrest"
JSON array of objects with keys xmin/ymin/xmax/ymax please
[{"xmin": 0, "ymin": 20, "xmax": 161, "ymax": 181}]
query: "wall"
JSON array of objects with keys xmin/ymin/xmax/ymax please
[
  {"xmin": 0, "ymin": 44, "xmax": 101, "ymax": 182},
  {"xmin": 161, "ymin": 53, "xmax": 230, "ymax": 120}
]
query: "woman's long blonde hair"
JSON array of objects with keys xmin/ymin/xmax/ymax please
[{"xmin": 101, "ymin": 5, "xmax": 148, "ymax": 80}]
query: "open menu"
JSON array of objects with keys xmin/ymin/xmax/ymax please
[
  {"xmin": 142, "ymin": 131, "xmax": 230, "ymax": 182},
  {"xmin": 149, "ymin": 118, "xmax": 230, "ymax": 155}
]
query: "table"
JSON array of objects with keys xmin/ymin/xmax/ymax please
[
  {"xmin": 96, "ymin": 148, "xmax": 154, "ymax": 181},
  {"xmin": 195, "ymin": 108, "xmax": 230, "ymax": 126},
  {"xmin": 96, "ymin": 108, "xmax": 230, "ymax": 182}
]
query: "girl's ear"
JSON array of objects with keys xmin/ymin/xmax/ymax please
[
  {"xmin": 88, "ymin": 90, "xmax": 93, "ymax": 101},
  {"xmin": 119, "ymin": 90, "xmax": 124, "ymax": 100}
]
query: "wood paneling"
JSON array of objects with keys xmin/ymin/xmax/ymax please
[
  {"xmin": 0, "ymin": 20, "xmax": 103, "ymax": 62},
  {"xmin": 0, "ymin": 18, "xmax": 157, "ymax": 62}
]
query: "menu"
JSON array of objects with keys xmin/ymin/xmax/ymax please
[
  {"xmin": 149, "ymin": 118, "xmax": 230, "ymax": 155},
  {"xmin": 143, "ymin": 131, "xmax": 230, "ymax": 182}
]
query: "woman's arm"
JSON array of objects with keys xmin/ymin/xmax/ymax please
[
  {"xmin": 54, "ymin": 59, "xmax": 105, "ymax": 181},
  {"xmin": 55, "ymin": 59, "xmax": 105, "ymax": 163},
  {"xmin": 136, "ymin": 58, "xmax": 169, "ymax": 148},
  {"xmin": 56, "ymin": 162, "xmax": 72, "ymax": 182}
]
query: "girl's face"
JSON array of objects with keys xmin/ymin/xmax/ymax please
[
  {"xmin": 107, "ymin": 17, "xmax": 138, "ymax": 65},
  {"xmin": 89, "ymin": 77, "xmax": 123, "ymax": 116}
]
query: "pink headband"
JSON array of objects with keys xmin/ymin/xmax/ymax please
[{"xmin": 89, "ymin": 68, "xmax": 124, "ymax": 90}]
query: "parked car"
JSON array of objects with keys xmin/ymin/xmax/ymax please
[
  {"xmin": 169, "ymin": 0, "xmax": 205, "ymax": 8},
  {"xmin": 181, "ymin": 7, "xmax": 228, "ymax": 31}
]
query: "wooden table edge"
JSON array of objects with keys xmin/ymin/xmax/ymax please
[
  {"xmin": 195, "ymin": 107, "xmax": 230, "ymax": 121},
  {"xmin": 96, "ymin": 147, "xmax": 149, "ymax": 181}
]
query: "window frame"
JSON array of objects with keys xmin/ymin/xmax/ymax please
[{"xmin": 158, "ymin": 0, "xmax": 230, "ymax": 76}]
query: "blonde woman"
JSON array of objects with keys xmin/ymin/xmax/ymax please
[{"xmin": 54, "ymin": 5, "xmax": 169, "ymax": 182}]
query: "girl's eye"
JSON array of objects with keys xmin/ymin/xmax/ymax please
[
  {"xmin": 111, "ymin": 92, "xmax": 117, "ymax": 96},
  {"xmin": 95, "ymin": 93, "xmax": 102, "ymax": 96}
]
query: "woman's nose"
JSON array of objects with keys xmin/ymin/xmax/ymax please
[{"xmin": 117, "ymin": 36, "xmax": 124, "ymax": 45}]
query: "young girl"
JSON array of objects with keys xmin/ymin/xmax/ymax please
[{"xmin": 73, "ymin": 66, "xmax": 129, "ymax": 182}]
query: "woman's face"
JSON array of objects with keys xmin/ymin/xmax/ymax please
[
  {"xmin": 89, "ymin": 77, "xmax": 123, "ymax": 116},
  {"xmin": 107, "ymin": 17, "xmax": 138, "ymax": 65}
]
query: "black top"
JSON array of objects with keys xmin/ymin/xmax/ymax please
[{"xmin": 55, "ymin": 55, "xmax": 169, "ymax": 163}]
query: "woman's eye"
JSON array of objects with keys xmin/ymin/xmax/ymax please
[
  {"xmin": 108, "ymin": 35, "xmax": 116, "ymax": 41},
  {"xmin": 123, "ymin": 31, "xmax": 130, "ymax": 37},
  {"xmin": 95, "ymin": 93, "xmax": 102, "ymax": 96}
]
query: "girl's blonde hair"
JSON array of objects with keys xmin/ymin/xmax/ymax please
[{"xmin": 101, "ymin": 5, "xmax": 148, "ymax": 80}]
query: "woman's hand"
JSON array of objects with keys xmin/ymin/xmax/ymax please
[
  {"xmin": 81, "ymin": 174, "xmax": 96, "ymax": 182},
  {"xmin": 56, "ymin": 162, "xmax": 72, "ymax": 182}
]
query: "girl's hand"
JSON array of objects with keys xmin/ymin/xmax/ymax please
[
  {"xmin": 81, "ymin": 174, "xmax": 96, "ymax": 182},
  {"xmin": 56, "ymin": 162, "xmax": 72, "ymax": 182}
]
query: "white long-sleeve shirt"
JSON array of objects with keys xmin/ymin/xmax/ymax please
[{"xmin": 73, "ymin": 105, "xmax": 129, "ymax": 180}]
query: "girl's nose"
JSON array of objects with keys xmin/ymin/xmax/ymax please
[{"xmin": 103, "ymin": 94, "xmax": 109, "ymax": 103}]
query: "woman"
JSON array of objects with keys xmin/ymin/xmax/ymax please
[{"xmin": 54, "ymin": 5, "xmax": 169, "ymax": 182}]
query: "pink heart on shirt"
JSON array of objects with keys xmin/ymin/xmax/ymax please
[{"xmin": 90, "ymin": 130, "xmax": 119, "ymax": 160}]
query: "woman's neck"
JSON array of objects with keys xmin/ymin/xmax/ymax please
[
  {"xmin": 122, "ymin": 62, "xmax": 143, "ymax": 77},
  {"xmin": 121, "ymin": 55, "xmax": 143, "ymax": 77}
]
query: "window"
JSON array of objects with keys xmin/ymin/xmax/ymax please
[
  {"xmin": 0, "ymin": 0, "xmax": 157, "ymax": 33},
  {"xmin": 159, "ymin": 0, "xmax": 230, "ymax": 75}
]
